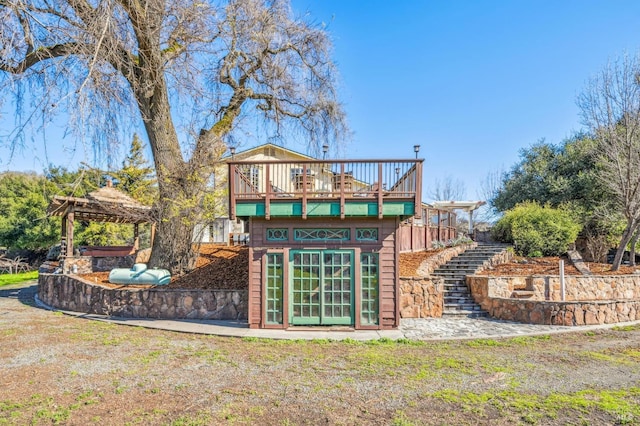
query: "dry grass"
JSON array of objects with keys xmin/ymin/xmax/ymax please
[{"xmin": 1, "ymin": 283, "xmax": 639, "ymax": 425}]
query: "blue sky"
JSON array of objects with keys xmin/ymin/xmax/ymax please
[{"xmin": 3, "ymin": 1, "xmax": 640, "ymax": 202}]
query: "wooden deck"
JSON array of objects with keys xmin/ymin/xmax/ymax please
[{"xmin": 229, "ymin": 159, "xmax": 423, "ymax": 220}]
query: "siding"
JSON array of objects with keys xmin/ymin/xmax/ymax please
[
  {"xmin": 248, "ymin": 218, "xmax": 264, "ymax": 328},
  {"xmin": 249, "ymin": 217, "xmax": 399, "ymax": 329}
]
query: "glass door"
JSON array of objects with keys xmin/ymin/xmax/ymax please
[{"xmin": 290, "ymin": 250, "xmax": 354, "ymax": 325}]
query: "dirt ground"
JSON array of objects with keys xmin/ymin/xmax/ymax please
[
  {"xmin": 80, "ymin": 246, "xmax": 635, "ymax": 292},
  {"xmin": 1, "ymin": 283, "xmax": 639, "ymax": 425},
  {"xmin": 481, "ymin": 255, "xmax": 637, "ymax": 276},
  {"xmin": 79, "ymin": 245, "xmax": 248, "ymax": 290}
]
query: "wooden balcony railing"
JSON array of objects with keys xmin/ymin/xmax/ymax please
[{"xmin": 229, "ymin": 159, "xmax": 423, "ymax": 220}]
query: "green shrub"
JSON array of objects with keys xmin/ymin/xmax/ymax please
[{"xmin": 492, "ymin": 202, "xmax": 581, "ymax": 257}]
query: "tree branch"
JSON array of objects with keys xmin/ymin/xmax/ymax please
[{"xmin": 0, "ymin": 42, "xmax": 81, "ymax": 74}]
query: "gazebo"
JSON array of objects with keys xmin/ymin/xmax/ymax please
[{"xmin": 47, "ymin": 181, "xmax": 154, "ymax": 271}]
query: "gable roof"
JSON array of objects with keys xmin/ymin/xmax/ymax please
[{"xmin": 227, "ymin": 143, "xmax": 318, "ymax": 161}]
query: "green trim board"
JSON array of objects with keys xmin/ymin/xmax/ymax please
[{"xmin": 236, "ymin": 200, "xmax": 415, "ymax": 218}]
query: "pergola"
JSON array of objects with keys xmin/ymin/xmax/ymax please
[
  {"xmin": 431, "ymin": 200, "xmax": 486, "ymax": 236},
  {"xmin": 47, "ymin": 181, "xmax": 155, "ymax": 258}
]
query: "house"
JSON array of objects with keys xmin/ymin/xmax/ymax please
[
  {"xmin": 194, "ymin": 143, "xmax": 371, "ymax": 244},
  {"xmin": 226, "ymin": 143, "xmax": 454, "ymax": 330}
]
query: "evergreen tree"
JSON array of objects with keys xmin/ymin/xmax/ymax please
[
  {"xmin": 110, "ymin": 134, "xmax": 157, "ymax": 205},
  {"xmin": 0, "ymin": 172, "xmax": 59, "ymax": 250}
]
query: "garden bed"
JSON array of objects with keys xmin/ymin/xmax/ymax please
[
  {"xmin": 80, "ymin": 245, "xmax": 446, "ymax": 289},
  {"xmin": 481, "ymin": 256, "xmax": 636, "ymax": 276},
  {"xmin": 79, "ymin": 244, "xmax": 248, "ymax": 290}
]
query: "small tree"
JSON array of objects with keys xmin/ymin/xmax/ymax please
[{"xmin": 492, "ymin": 202, "xmax": 581, "ymax": 257}]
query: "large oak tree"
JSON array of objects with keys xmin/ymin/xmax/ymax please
[{"xmin": 0, "ymin": 0, "xmax": 346, "ymax": 274}]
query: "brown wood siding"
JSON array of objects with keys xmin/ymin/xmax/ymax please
[
  {"xmin": 250, "ymin": 217, "xmax": 399, "ymax": 329},
  {"xmin": 379, "ymin": 219, "xmax": 397, "ymax": 328},
  {"xmin": 248, "ymin": 218, "xmax": 264, "ymax": 328}
]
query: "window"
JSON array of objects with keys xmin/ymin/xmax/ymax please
[
  {"xmin": 293, "ymin": 228, "xmax": 350, "ymax": 241},
  {"xmin": 265, "ymin": 253, "xmax": 284, "ymax": 324},
  {"xmin": 360, "ymin": 253, "xmax": 379, "ymax": 325},
  {"xmin": 266, "ymin": 228, "xmax": 288, "ymax": 241},
  {"xmin": 356, "ymin": 228, "xmax": 378, "ymax": 241}
]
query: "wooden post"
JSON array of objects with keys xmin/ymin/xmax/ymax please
[
  {"xmin": 65, "ymin": 209, "xmax": 74, "ymax": 258},
  {"xmin": 377, "ymin": 162, "xmax": 384, "ymax": 219},
  {"xmin": 61, "ymin": 213, "xmax": 68, "ymax": 257},
  {"xmin": 414, "ymin": 161, "xmax": 423, "ymax": 219},
  {"xmin": 340, "ymin": 163, "xmax": 345, "ymax": 219},
  {"xmin": 265, "ymin": 164, "xmax": 271, "ymax": 221},
  {"xmin": 228, "ymin": 163, "xmax": 236, "ymax": 220},
  {"xmin": 133, "ymin": 223, "xmax": 140, "ymax": 250},
  {"xmin": 302, "ymin": 164, "xmax": 308, "ymax": 220},
  {"xmin": 150, "ymin": 223, "xmax": 156, "ymax": 247}
]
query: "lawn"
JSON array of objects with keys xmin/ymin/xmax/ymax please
[
  {"xmin": 1, "ymin": 283, "xmax": 639, "ymax": 425},
  {"xmin": 0, "ymin": 271, "xmax": 38, "ymax": 287}
]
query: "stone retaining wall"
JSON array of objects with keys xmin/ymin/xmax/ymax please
[
  {"xmin": 38, "ymin": 274, "xmax": 247, "ymax": 320},
  {"xmin": 468, "ymin": 275, "xmax": 640, "ymax": 301},
  {"xmin": 479, "ymin": 298, "xmax": 640, "ymax": 326},
  {"xmin": 62, "ymin": 256, "xmax": 135, "ymax": 274},
  {"xmin": 399, "ymin": 277, "xmax": 443, "ymax": 318},
  {"xmin": 467, "ymin": 275, "xmax": 640, "ymax": 325}
]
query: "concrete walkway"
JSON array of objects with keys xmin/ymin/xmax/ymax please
[{"xmin": 28, "ymin": 285, "xmax": 640, "ymax": 341}]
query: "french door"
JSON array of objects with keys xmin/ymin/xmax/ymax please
[{"xmin": 289, "ymin": 250, "xmax": 354, "ymax": 325}]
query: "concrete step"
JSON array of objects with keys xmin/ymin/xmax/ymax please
[
  {"xmin": 444, "ymin": 297, "xmax": 475, "ymax": 304},
  {"xmin": 443, "ymin": 309, "xmax": 489, "ymax": 318},
  {"xmin": 439, "ymin": 263, "xmax": 485, "ymax": 268},
  {"xmin": 444, "ymin": 302, "xmax": 483, "ymax": 310},
  {"xmin": 433, "ymin": 271, "xmax": 477, "ymax": 276},
  {"xmin": 443, "ymin": 290, "xmax": 471, "ymax": 296},
  {"xmin": 443, "ymin": 283, "xmax": 469, "ymax": 289},
  {"xmin": 452, "ymin": 253, "xmax": 499, "ymax": 258},
  {"xmin": 437, "ymin": 245, "xmax": 509, "ymax": 318},
  {"xmin": 443, "ymin": 288, "xmax": 472, "ymax": 294}
]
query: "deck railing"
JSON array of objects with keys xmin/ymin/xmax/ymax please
[{"xmin": 229, "ymin": 159, "xmax": 423, "ymax": 220}]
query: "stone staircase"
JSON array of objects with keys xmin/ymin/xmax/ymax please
[{"xmin": 432, "ymin": 244, "xmax": 508, "ymax": 317}]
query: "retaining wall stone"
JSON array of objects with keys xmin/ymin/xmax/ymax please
[
  {"xmin": 467, "ymin": 275, "xmax": 640, "ymax": 326},
  {"xmin": 38, "ymin": 273, "xmax": 247, "ymax": 320},
  {"xmin": 399, "ymin": 276, "xmax": 444, "ymax": 318},
  {"xmin": 62, "ymin": 256, "xmax": 135, "ymax": 274},
  {"xmin": 468, "ymin": 275, "xmax": 640, "ymax": 302}
]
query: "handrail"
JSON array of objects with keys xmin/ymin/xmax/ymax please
[{"xmin": 228, "ymin": 159, "xmax": 423, "ymax": 219}]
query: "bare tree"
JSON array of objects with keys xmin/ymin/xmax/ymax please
[
  {"xmin": 430, "ymin": 175, "xmax": 466, "ymax": 201},
  {"xmin": 578, "ymin": 53, "xmax": 640, "ymax": 270},
  {"xmin": 0, "ymin": 0, "xmax": 346, "ymax": 274},
  {"xmin": 477, "ymin": 167, "xmax": 504, "ymax": 223}
]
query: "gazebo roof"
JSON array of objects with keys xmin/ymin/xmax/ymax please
[
  {"xmin": 431, "ymin": 201, "xmax": 486, "ymax": 212},
  {"xmin": 47, "ymin": 182, "xmax": 153, "ymax": 224}
]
